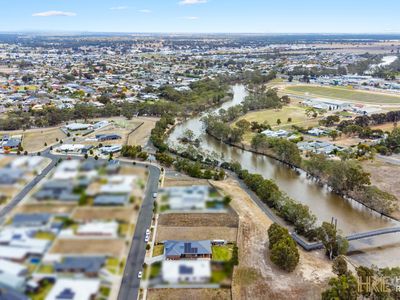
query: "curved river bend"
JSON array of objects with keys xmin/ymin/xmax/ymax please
[{"xmin": 168, "ymin": 84, "xmax": 400, "ymax": 267}]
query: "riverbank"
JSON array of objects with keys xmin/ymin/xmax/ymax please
[
  {"xmin": 206, "ymin": 129, "xmax": 400, "ymax": 222},
  {"xmin": 212, "ymin": 178, "xmax": 332, "ymax": 300}
]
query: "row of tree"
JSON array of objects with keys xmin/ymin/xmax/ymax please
[{"xmin": 304, "ymin": 154, "xmax": 398, "ymax": 215}]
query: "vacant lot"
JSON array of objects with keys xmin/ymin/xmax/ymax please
[
  {"xmin": 23, "ymin": 127, "xmax": 66, "ymax": 152},
  {"xmin": 0, "ymin": 127, "xmax": 66, "ymax": 152},
  {"xmin": 156, "ymin": 226, "xmax": 238, "ymax": 243},
  {"xmin": 16, "ymin": 203, "xmax": 76, "ymax": 214},
  {"xmin": 285, "ymin": 85, "xmax": 400, "ymax": 104},
  {"xmin": 163, "ymin": 176, "xmax": 210, "ymax": 187},
  {"xmin": 212, "ymin": 178, "xmax": 332, "ymax": 300},
  {"xmin": 72, "ymin": 207, "xmax": 137, "ymax": 223},
  {"xmin": 147, "ymin": 289, "xmax": 231, "ymax": 300},
  {"xmin": 158, "ymin": 213, "xmax": 238, "ymax": 227},
  {"xmin": 82, "ymin": 120, "xmax": 142, "ymax": 146},
  {"xmin": 50, "ymin": 239, "xmax": 125, "ymax": 256},
  {"xmin": 235, "ymin": 104, "xmax": 319, "ymax": 130},
  {"xmin": 127, "ymin": 117, "xmax": 158, "ymax": 146},
  {"xmin": 362, "ymin": 158, "xmax": 400, "ymax": 220}
]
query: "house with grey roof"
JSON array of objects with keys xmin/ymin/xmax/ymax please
[
  {"xmin": 12, "ymin": 213, "xmax": 51, "ymax": 228},
  {"xmin": 164, "ymin": 240, "xmax": 212, "ymax": 260},
  {"xmin": 93, "ymin": 194, "xmax": 129, "ymax": 206},
  {"xmin": 0, "ymin": 168, "xmax": 23, "ymax": 185},
  {"xmin": 54, "ymin": 256, "xmax": 106, "ymax": 277}
]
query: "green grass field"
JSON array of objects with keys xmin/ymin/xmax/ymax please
[
  {"xmin": 285, "ymin": 85, "xmax": 400, "ymax": 104},
  {"xmin": 236, "ymin": 105, "xmax": 319, "ymax": 130},
  {"xmin": 212, "ymin": 245, "xmax": 234, "ymax": 261}
]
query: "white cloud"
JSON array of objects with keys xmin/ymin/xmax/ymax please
[
  {"xmin": 179, "ymin": 0, "xmax": 208, "ymax": 5},
  {"xmin": 32, "ymin": 11, "xmax": 77, "ymax": 17},
  {"xmin": 138, "ymin": 9, "xmax": 152, "ymax": 13},
  {"xmin": 110, "ymin": 6, "xmax": 129, "ymax": 11},
  {"xmin": 182, "ymin": 16, "xmax": 199, "ymax": 20}
]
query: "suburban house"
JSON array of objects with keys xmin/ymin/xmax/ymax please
[
  {"xmin": 76, "ymin": 222, "xmax": 118, "ymax": 237},
  {"xmin": 45, "ymin": 278, "xmax": 100, "ymax": 300},
  {"xmin": 162, "ymin": 260, "xmax": 211, "ymax": 284},
  {"xmin": 302, "ymin": 98, "xmax": 352, "ymax": 111},
  {"xmin": 34, "ymin": 180, "xmax": 80, "ymax": 202},
  {"xmin": 99, "ymin": 145, "xmax": 122, "ymax": 154},
  {"xmin": 54, "ymin": 256, "xmax": 106, "ymax": 277},
  {"xmin": 12, "ymin": 213, "xmax": 51, "ymax": 228},
  {"xmin": 95, "ymin": 134, "xmax": 122, "ymax": 142},
  {"xmin": 0, "ymin": 168, "xmax": 24, "ymax": 185},
  {"xmin": 160, "ymin": 185, "xmax": 212, "ymax": 210},
  {"xmin": 262, "ymin": 129, "xmax": 289, "ymax": 138},
  {"xmin": 164, "ymin": 240, "xmax": 212, "ymax": 260},
  {"xmin": 65, "ymin": 123, "xmax": 92, "ymax": 131},
  {"xmin": 297, "ymin": 141, "xmax": 342, "ymax": 154},
  {"xmin": 307, "ymin": 128, "xmax": 327, "ymax": 136}
]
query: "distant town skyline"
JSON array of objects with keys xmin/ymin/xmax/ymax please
[{"xmin": 0, "ymin": 0, "xmax": 399, "ymax": 34}]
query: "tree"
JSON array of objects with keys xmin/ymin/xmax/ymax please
[
  {"xmin": 235, "ymin": 119, "xmax": 251, "ymax": 131},
  {"xmin": 332, "ymin": 255, "xmax": 348, "ymax": 276},
  {"xmin": 287, "ymin": 117, "xmax": 292, "ymax": 123},
  {"xmin": 268, "ymin": 223, "xmax": 289, "ymax": 249},
  {"xmin": 270, "ymin": 236, "xmax": 299, "ymax": 272},
  {"xmin": 328, "ymin": 130, "xmax": 340, "ymax": 141},
  {"xmin": 276, "ymin": 118, "xmax": 281, "ymax": 126},
  {"xmin": 318, "ymin": 222, "xmax": 349, "ymax": 260},
  {"xmin": 321, "ymin": 274, "xmax": 359, "ymax": 300}
]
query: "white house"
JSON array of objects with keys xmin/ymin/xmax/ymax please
[
  {"xmin": 45, "ymin": 279, "xmax": 100, "ymax": 300},
  {"xmin": 65, "ymin": 123, "xmax": 92, "ymax": 131},
  {"xmin": 262, "ymin": 129, "xmax": 289, "ymax": 138},
  {"xmin": 76, "ymin": 221, "xmax": 119, "ymax": 237},
  {"xmin": 162, "ymin": 185, "xmax": 211, "ymax": 210},
  {"xmin": 162, "ymin": 260, "xmax": 211, "ymax": 284}
]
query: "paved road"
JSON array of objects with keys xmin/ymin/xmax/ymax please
[{"xmin": 118, "ymin": 164, "xmax": 160, "ymax": 300}]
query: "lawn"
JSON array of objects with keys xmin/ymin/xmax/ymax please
[
  {"xmin": 152, "ymin": 244, "xmax": 164, "ymax": 257},
  {"xmin": 37, "ymin": 264, "xmax": 54, "ymax": 274},
  {"xmin": 212, "ymin": 245, "xmax": 234, "ymax": 262},
  {"xmin": 34, "ymin": 231, "xmax": 56, "ymax": 241},
  {"xmin": 106, "ymin": 257, "xmax": 120, "ymax": 274},
  {"xmin": 28, "ymin": 281, "xmax": 54, "ymax": 300},
  {"xmin": 236, "ymin": 105, "xmax": 318, "ymax": 129},
  {"xmin": 149, "ymin": 262, "xmax": 162, "ymax": 279},
  {"xmin": 285, "ymin": 85, "xmax": 400, "ymax": 104},
  {"xmin": 22, "ymin": 127, "xmax": 66, "ymax": 152},
  {"xmin": 211, "ymin": 269, "xmax": 229, "ymax": 284}
]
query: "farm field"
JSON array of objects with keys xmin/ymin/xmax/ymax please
[{"xmin": 285, "ymin": 85, "xmax": 400, "ymax": 104}]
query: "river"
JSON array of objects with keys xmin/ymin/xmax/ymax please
[{"xmin": 168, "ymin": 84, "xmax": 400, "ymax": 267}]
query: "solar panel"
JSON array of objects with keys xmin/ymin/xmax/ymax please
[
  {"xmin": 56, "ymin": 288, "xmax": 75, "ymax": 300},
  {"xmin": 184, "ymin": 242, "xmax": 198, "ymax": 254},
  {"xmin": 179, "ymin": 265, "xmax": 194, "ymax": 275}
]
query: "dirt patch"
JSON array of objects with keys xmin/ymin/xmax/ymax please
[
  {"xmin": 158, "ymin": 213, "xmax": 238, "ymax": 227},
  {"xmin": 163, "ymin": 176, "xmax": 210, "ymax": 187},
  {"xmin": 127, "ymin": 117, "xmax": 158, "ymax": 146},
  {"xmin": 50, "ymin": 239, "xmax": 125, "ymax": 256},
  {"xmin": 212, "ymin": 178, "xmax": 333, "ymax": 300},
  {"xmin": 156, "ymin": 226, "xmax": 238, "ymax": 243},
  {"xmin": 72, "ymin": 207, "xmax": 137, "ymax": 223},
  {"xmin": 22, "ymin": 127, "xmax": 66, "ymax": 152},
  {"xmin": 362, "ymin": 158, "xmax": 400, "ymax": 219},
  {"xmin": 147, "ymin": 288, "xmax": 231, "ymax": 300},
  {"xmin": 16, "ymin": 203, "xmax": 76, "ymax": 214}
]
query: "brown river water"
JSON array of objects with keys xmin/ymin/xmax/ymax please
[{"xmin": 168, "ymin": 84, "xmax": 400, "ymax": 267}]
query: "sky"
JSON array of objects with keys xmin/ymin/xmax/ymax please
[{"xmin": 0, "ymin": 0, "xmax": 399, "ymax": 34}]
